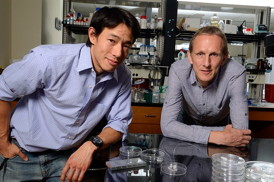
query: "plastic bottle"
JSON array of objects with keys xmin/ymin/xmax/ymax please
[
  {"xmin": 69, "ymin": 8, "xmax": 76, "ymax": 24},
  {"xmin": 87, "ymin": 12, "xmax": 93, "ymax": 26},
  {"xmin": 135, "ymin": 13, "xmax": 140, "ymax": 24},
  {"xmin": 152, "ymin": 86, "xmax": 160, "ymax": 103},
  {"xmin": 218, "ymin": 20, "xmax": 225, "ymax": 31},
  {"xmin": 177, "ymin": 49, "xmax": 185, "ymax": 61},
  {"xmin": 210, "ymin": 13, "xmax": 219, "ymax": 27},
  {"xmin": 160, "ymin": 85, "xmax": 168, "ymax": 103},
  {"xmin": 150, "ymin": 18, "xmax": 156, "ymax": 29},
  {"xmin": 157, "ymin": 17, "xmax": 163, "ymax": 30},
  {"xmin": 140, "ymin": 16, "xmax": 147, "ymax": 29}
]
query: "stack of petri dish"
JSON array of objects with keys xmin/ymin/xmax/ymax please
[
  {"xmin": 140, "ymin": 148, "xmax": 165, "ymax": 164},
  {"xmin": 119, "ymin": 146, "xmax": 142, "ymax": 158},
  {"xmin": 211, "ymin": 153, "xmax": 246, "ymax": 182},
  {"xmin": 245, "ymin": 161, "xmax": 274, "ymax": 181}
]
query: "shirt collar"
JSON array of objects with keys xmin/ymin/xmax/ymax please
[
  {"xmin": 76, "ymin": 45, "xmax": 93, "ymax": 72},
  {"xmin": 190, "ymin": 68, "xmax": 197, "ymax": 85},
  {"xmin": 97, "ymin": 71, "xmax": 118, "ymax": 83},
  {"xmin": 76, "ymin": 45, "xmax": 119, "ymax": 82},
  {"xmin": 190, "ymin": 66, "xmax": 219, "ymax": 89}
]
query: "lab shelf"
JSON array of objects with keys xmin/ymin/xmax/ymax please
[{"xmin": 176, "ymin": 30, "xmax": 266, "ymax": 43}]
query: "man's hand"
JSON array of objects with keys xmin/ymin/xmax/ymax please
[
  {"xmin": 0, "ymin": 141, "xmax": 28, "ymax": 161},
  {"xmin": 61, "ymin": 141, "xmax": 97, "ymax": 182},
  {"xmin": 61, "ymin": 127, "xmax": 123, "ymax": 181},
  {"xmin": 209, "ymin": 124, "xmax": 252, "ymax": 147},
  {"xmin": 0, "ymin": 100, "xmax": 27, "ymax": 160}
]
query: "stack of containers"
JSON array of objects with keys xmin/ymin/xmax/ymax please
[
  {"xmin": 245, "ymin": 161, "xmax": 274, "ymax": 181},
  {"xmin": 211, "ymin": 153, "xmax": 246, "ymax": 182}
]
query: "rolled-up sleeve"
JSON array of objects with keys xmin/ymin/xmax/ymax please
[
  {"xmin": 104, "ymin": 71, "xmax": 132, "ymax": 140},
  {"xmin": 0, "ymin": 51, "xmax": 45, "ymax": 101}
]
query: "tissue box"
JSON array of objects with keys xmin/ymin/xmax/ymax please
[{"xmin": 223, "ymin": 24, "xmax": 238, "ymax": 34}]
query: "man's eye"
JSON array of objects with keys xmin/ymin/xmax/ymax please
[
  {"xmin": 196, "ymin": 53, "xmax": 203, "ymax": 56},
  {"xmin": 124, "ymin": 44, "xmax": 131, "ymax": 48},
  {"xmin": 210, "ymin": 53, "xmax": 219, "ymax": 57},
  {"xmin": 108, "ymin": 39, "xmax": 115, "ymax": 43}
]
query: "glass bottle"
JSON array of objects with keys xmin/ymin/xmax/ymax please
[{"xmin": 210, "ymin": 13, "xmax": 219, "ymax": 27}]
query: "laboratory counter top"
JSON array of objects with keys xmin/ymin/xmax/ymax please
[{"xmin": 84, "ymin": 133, "xmax": 274, "ymax": 181}]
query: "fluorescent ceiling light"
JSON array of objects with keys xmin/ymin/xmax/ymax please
[
  {"xmin": 177, "ymin": 0, "xmax": 274, "ymax": 8},
  {"xmin": 220, "ymin": 7, "xmax": 234, "ymax": 10}
]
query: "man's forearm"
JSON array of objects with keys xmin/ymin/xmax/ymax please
[
  {"xmin": 0, "ymin": 100, "xmax": 12, "ymax": 143},
  {"xmin": 97, "ymin": 127, "xmax": 123, "ymax": 149}
]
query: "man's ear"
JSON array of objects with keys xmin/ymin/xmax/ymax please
[
  {"xmin": 187, "ymin": 50, "xmax": 193, "ymax": 64},
  {"xmin": 221, "ymin": 52, "xmax": 229, "ymax": 65},
  {"xmin": 88, "ymin": 27, "xmax": 96, "ymax": 45}
]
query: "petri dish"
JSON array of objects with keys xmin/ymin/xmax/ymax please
[
  {"xmin": 245, "ymin": 161, "xmax": 274, "ymax": 181},
  {"xmin": 140, "ymin": 148, "xmax": 165, "ymax": 164},
  {"xmin": 212, "ymin": 160, "xmax": 245, "ymax": 172},
  {"xmin": 119, "ymin": 146, "xmax": 142, "ymax": 158},
  {"xmin": 161, "ymin": 162, "xmax": 187, "ymax": 176},
  {"xmin": 212, "ymin": 164, "xmax": 245, "ymax": 176},
  {"xmin": 212, "ymin": 153, "xmax": 245, "ymax": 167},
  {"xmin": 211, "ymin": 173, "xmax": 245, "ymax": 182},
  {"xmin": 212, "ymin": 169, "xmax": 245, "ymax": 181}
]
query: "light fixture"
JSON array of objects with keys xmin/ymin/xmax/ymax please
[
  {"xmin": 177, "ymin": 0, "xmax": 274, "ymax": 8},
  {"xmin": 220, "ymin": 7, "xmax": 234, "ymax": 11}
]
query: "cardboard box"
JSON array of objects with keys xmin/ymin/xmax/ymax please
[{"xmin": 184, "ymin": 18, "xmax": 201, "ymax": 30}]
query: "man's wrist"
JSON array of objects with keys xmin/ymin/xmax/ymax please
[
  {"xmin": 209, "ymin": 131, "xmax": 223, "ymax": 145},
  {"xmin": 89, "ymin": 136, "xmax": 104, "ymax": 149}
]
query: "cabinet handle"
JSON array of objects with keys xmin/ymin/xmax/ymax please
[{"xmin": 145, "ymin": 115, "xmax": 156, "ymax": 117}]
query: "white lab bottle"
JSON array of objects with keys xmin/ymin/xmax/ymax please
[
  {"xmin": 140, "ymin": 16, "xmax": 147, "ymax": 29},
  {"xmin": 218, "ymin": 20, "xmax": 225, "ymax": 31},
  {"xmin": 177, "ymin": 49, "xmax": 185, "ymax": 61},
  {"xmin": 135, "ymin": 13, "xmax": 140, "ymax": 24},
  {"xmin": 87, "ymin": 13, "xmax": 93, "ymax": 26},
  {"xmin": 150, "ymin": 18, "xmax": 156, "ymax": 29},
  {"xmin": 157, "ymin": 17, "xmax": 163, "ymax": 30}
]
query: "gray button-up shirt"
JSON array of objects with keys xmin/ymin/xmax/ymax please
[{"xmin": 161, "ymin": 58, "xmax": 248, "ymax": 144}]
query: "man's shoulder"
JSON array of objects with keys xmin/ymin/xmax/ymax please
[
  {"xmin": 222, "ymin": 58, "xmax": 246, "ymax": 74},
  {"xmin": 171, "ymin": 58, "xmax": 192, "ymax": 74},
  {"xmin": 31, "ymin": 43, "xmax": 85, "ymax": 56},
  {"xmin": 172, "ymin": 58, "xmax": 191, "ymax": 70}
]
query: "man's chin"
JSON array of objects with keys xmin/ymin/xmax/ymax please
[{"xmin": 104, "ymin": 67, "xmax": 116, "ymax": 73}]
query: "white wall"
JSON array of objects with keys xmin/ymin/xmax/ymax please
[
  {"xmin": 0, "ymin": 1, "xmax": 11, "ymax": 68},
  {"xmin": 11, "ymin": 0, "xmax": 42, "ymax": 62},
  {"xmin": 42, "ymin": 0, "xmax": 63, "ymax": 44}
]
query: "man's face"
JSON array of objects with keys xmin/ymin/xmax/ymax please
[
  {"xmin": 187, "ymin": 34, "xmax": 227, "ymax": 88},
  {"xmin": 88, "ymin": 23, "xmax": 134, "ymax": 74}
]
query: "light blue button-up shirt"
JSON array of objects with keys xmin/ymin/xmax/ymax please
[{"xmin": 0, "ymin": 44, "xmax": 132, "ymax": 152}]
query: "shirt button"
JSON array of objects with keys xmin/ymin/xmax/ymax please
[
  {"xmin": 67, "ymin": 136, "xmax": 73, "ymax": 139},
  {"xmin": 88, "ymin": 85, "xmax": 92, "ymax": 88}
]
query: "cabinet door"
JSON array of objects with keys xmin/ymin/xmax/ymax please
[{"xmin": 128, "ymin": 106, "xmax": 162, "ymax": 134}]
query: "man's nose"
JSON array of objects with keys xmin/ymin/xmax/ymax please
[
  {"xmin": 204, "ymin": 56, "xmax": 211, "ymax": 67},
  {"xmin": 112, "ymin": 44, "xmax": 123, "ymax": 58}
]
